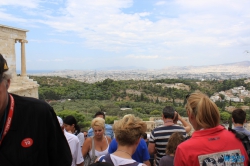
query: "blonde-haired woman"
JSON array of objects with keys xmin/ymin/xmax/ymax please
[
  {"xmin": 98, "ymin": 114, "xmax": 147, "ymax": 166},
  {"xmin": 82, "ymin": 117, "xmax": 111, "ymax": 164},
  {"xmin": 174, "ymin": 92, "xmax": 249, "ymax": 166}
]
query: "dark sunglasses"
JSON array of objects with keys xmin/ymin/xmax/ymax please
[{"xmin": 84, "ymin": 135, "xmax": 87, "ymax": 137}]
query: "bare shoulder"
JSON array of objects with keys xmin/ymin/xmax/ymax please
[
  {"xmin": 85, "ymin": 137, "xmax": 93, "ymax": 144},
  {"xmin": 106, "ymin": 136, "xmax": 112, "ymax": 143}
]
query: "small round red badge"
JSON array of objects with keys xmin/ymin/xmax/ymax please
[{"xmin": 21, "ymin": 138, "xmax": 33, "ymax": 148}]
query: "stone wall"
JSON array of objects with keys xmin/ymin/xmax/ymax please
[{"xmin": 0, "ymin": 24, "xmax": 39, "ymax": 98}]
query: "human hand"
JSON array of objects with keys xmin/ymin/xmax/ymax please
[
  {"xmin": 173, "ymin": 111, "xmax": 178, "ymax": 122},
  {"xmin": 177, "ymin": 113, "xmax": 181, "ymax": 120}
]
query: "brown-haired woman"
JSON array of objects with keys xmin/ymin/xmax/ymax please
[{"xmin": 159, "ymin": 132, "xmax": 184, "ymax": 166}]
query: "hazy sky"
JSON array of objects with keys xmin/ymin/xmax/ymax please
[{"xmin": 0, "ymin": 0, "xmax": 250, "ymax": 70}]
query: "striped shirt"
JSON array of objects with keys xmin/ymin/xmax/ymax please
[{"xmin": 149, "ymin": 125, "xmax": 186, "ymax": 166}]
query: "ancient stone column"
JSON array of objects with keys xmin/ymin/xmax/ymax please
[{"xmin": 20, "ymin": 39, "xmax": 28, "ymax": 77}]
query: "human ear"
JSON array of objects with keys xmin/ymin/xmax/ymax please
[{"xmin": 6, "ymin": 79, "xmax": 10, "ymax": 89}]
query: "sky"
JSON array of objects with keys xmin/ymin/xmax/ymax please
[{"xmin": 0, "ymin": 0, "xmax": 250, "ymax": 70}]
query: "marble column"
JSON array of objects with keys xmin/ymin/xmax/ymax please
[{"xmin": 20, "ymin": 39, "xmax": 28, "ymax": 77}]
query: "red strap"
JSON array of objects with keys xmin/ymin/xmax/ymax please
[{"xmin": 0, "ymin": 94, "xmax": 14, "ymax": 145}]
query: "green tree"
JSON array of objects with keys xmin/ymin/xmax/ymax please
[
  {"xmin": 220, "ymin": 111, "xmax": 231, "ymax": 123},
  {"xmin": 150, "ymin": 110, "xmax": 161, "ymax": 116},
  {"xmin": 244, "ymin": 97, "xmax": 250, "ymax": 105},
  {"xmin": 219, "ymin": 94, "xmax": 225, "ymax": 100},
  {"xmin": 156, "ymin": 97, "xmax": 159, "ymax": 104},
  {"xmin": 105, "ymin": 116, "xmax": 118, "ymax": 124},
  {"xmin": 56, "ymin": 110, "xmax": 85, "ymax": 122}
]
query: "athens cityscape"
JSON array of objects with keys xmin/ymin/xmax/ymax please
[{"xmin": 1, "ymin": 1, "xmax": 250, "ymax": 166}]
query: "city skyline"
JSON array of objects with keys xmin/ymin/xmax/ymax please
[{"xmin": 0, "ymin": 0, "xmax": 250, "ymax": 70}]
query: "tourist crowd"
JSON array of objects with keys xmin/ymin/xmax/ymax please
[{"xmin": 0, "ymin": 53, "xmax": 250, "ymax": 166}]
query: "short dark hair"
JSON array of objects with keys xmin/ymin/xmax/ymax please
[
  {"xmin": 142, "ymin": 133, "xmax": 147, "ymax": 140},
  {"xmin": 232, "ymin": 109, "xmax": 246, "ymax": 125},
  {"xmin": 63, "ymin": 115, "xmax": 81, "ymax": 134},
  {"xmin": 94, "ymin": 111, "xmax": 105, "ymax": 119},
  {"xmin": 0, "ymin": 53, "xmax": 9, "ymax": 78},
  {"xmin": 162, "ymin": 106, "xmax": 175, "ymax": 119}
]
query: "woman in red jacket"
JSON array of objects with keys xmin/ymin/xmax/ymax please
[{"xmin": 174, "ymin": 92, "xmax": 249, "ymax": 166}]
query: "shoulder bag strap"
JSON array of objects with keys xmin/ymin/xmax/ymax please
[
  {"xmin": 91, "ymin": 136, "xmax": 95, "ymax": 160},
  {"xmin": 102, "ymin": 154, "xmax": 114, "ymax": 165}
]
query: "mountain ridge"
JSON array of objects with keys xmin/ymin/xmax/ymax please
[
  {"xmin": 163, "ymin": 61, "xmax": 250, "ymax": 69},
  {"xmin": 160, "ymin": 61, "xmax": 250, "ymax": 74},
  {"xmin": 30, "ymin": 61, "xmax": 250, "ymax": 75}
]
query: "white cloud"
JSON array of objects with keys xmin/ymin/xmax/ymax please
[
  {"xmin": 53, "ymin": 59, "xmax": 64, "ymax": 62},
  {"xmin": 0, "ymin": 9, "xmax": 27, "ymax": 22},
  {"xmin": 37, "ymin": 59, "xmax": 49, "ymax": 62},
  {"xmin": 49, "ymin": 39, "xmax": 76, "ymax": 44},
  {"xmin": 36, "ymin": 57, "xmax": 86, "ymax": 63},
  {"xmin": 126, "ymin": 55, "xmax": 159, "ymax": 59},
  {"xmin": 138, "ymin": 12, "xmax": 151, "ymax": 17},
  {"xmin": 38, "ymin": 0, "xmax": 158, "ymax": 51},
  {"xmin": 0, "ymin": 0, "xmax": 39, "ymax": 8},
  {"xmin": 155, "ymin": 1, "xmax": 166, "ymax": 6},
  {"xmin": 37, "ymin": 0, "xmax": 250, "ymax": 54},
  {"xmin": 29, "ymin": 39, "xmax": 44, "ymax": 43},
  {"xmin": 2, "ymin": 0, "xmax": 250, "ymax": 68},
  {"xmin": 164, "ymin": 56, "xmax": 187, "ymax": 60},
  {"xmin": 218, "ymin": 40, "xmax": 237, "ymax": 47},
  {"xmin": 29, "ymin": 39, "xmax": 76, "ymax": 44}
]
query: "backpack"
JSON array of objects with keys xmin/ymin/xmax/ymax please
[
  {"xmin": 99, "ymin": 154, "xmax": 140, "ymax": 166},
  {"xmin": 228, "ymin": 128, "xmax": 250, "ymax": 166}
]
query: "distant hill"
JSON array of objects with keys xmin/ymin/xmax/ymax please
[
  {"xmin": 92, "ymin": 61, "xmax": 250, "ymax": 71},
  {"xmin": 95, "ymin": 66, "xmax": 147, "ymax": 70},
  {"xmin": 30, "ymin": 61, "xmax": 250, "ymax": 80},
  {"xmin": 162, "ymin": 61, "xmax": 250, "ymax": 73},
  {"xmin": 217, "ymin": 61, "xmax": 250, "ymax": 67}
]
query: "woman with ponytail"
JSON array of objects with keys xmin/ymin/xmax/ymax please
[
  {"xmin": 174, "ymin": 92, "xmax": 249, "ymax": 166},
  {"xmin": 64, "ymin": 115, "xmax": 85, "ymax": 147}
]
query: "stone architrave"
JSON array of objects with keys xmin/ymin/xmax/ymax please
[{"xmin": 0, "ymin": 24, "xmax": 39, "ymax": 98}]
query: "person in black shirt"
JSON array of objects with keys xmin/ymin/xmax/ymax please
[{"xmin": 0, "ymin": 53, "xmax": 72, "ymax": 166}]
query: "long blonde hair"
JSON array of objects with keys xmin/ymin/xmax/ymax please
[{"xmin": 186, "ymin": 92, "xmax": 220, "ymax": 129}]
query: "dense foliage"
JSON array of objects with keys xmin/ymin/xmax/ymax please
[{"xmin": 30, "ymin": 76, "xmax": 250, "ymax": 129}]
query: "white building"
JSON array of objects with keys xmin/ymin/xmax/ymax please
[
  {"xmin": 210, "ymin": 95, "xmax": 221, "ymax": 102},
  {"xmin": 230, "ymin": 97, "xmax": 240, "ymax": 102}
]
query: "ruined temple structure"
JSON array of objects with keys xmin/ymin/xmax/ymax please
[{"xmin": 0, "ymin": 24, "xmax": 39, "ymax": 98}]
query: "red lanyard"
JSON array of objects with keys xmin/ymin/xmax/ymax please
[{"xmin": 0, "ymin": 94, "xmax": 14, "ymax": 146}]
